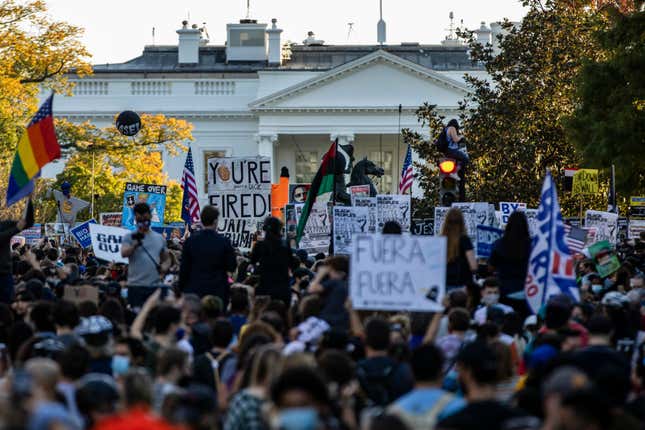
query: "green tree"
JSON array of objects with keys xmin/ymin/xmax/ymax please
[{"xmin": 567, "ymin": 2, "xmax": 645, "ymax": 198}]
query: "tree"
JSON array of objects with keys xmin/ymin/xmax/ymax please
[
  {"xmin": 567, "ymin": 2, "xmax": 645, "ymax": 198},
  {"xmin": 38, "ymin": 114, "xmax": 194, "ymax": 223},
  {"xmin": 0, "ymin": 0, "xmax": 90, "ymax": 218}
]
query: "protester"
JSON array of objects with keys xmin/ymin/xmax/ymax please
[
  {"xmin": 441, "ymin": 208, "xmax": 477, "ymax": 292},
  {"xmin": 179, "ymin": 205, "xmax": 236, "ymax": 303},
  {"xmin": 489, "ymin": 211, "xmax": 531, "ymax": 297},
  {"xmin": 250, "ymin": 216, "xmax": 293, "ymax": 305},
  {"xmin": 0, "ymin": 198, "xmax": 33, "ymax": 303}
]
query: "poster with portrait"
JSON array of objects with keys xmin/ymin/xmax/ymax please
[
  {"xmin": 333, "ymin": 206, "xmax": 369, "ymax": 255},
  {"xmin": 376, "ymin": 194, "xmax": 411, "ymax": 233},
  {"xmin": 121, "ymin": 183, "xmax": 167, "ymax": 230},
  {"xmin": 289, "ymin": 183, "xmax": 311, "ymax": 204},
  {"xmin": 207, "ymin": 156, "xmax": 272, "ymax": 250}
]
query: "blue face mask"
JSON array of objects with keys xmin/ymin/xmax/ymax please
[
  {"xmin": 112, "ymin": 355, "xmax": 130, "ymax": 376},
  {"xmin": 591, "ymin": 284, "xmax": 603, "ymax": 294},
  {"xmin": 276, "ymin": 408, "xmax": 320, "ymax": 430}
]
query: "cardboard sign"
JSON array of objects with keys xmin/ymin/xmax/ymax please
[
  {"xmin": 289, "ymin": 183, "xmax": 311, "ymax": 204},
  {"xmin": 63, "ymin": 285, "xmax": 99, "ymax": 304},
  {"xmin": 100, "ymin": 212, "xmax": 123, "ymax": 227},
  {"xmin": 376, "ymin": 194, "xmax": 411, "ymax": 233},
  {"xmin": 207, "ymin": 156, "xmax": 271, "ymax": 250},
  {"xmin": 499, "ymin": 202, "xmax": 527, "ymax": 226},
  {"xmin": 333, "ymin": 206, "xmax": 369, "ymax": 255},
  {"xmin": 71, "ymin": 219, "xmax": 97, "ymax": 249},
  {"xmin": 122, "ymin": 183, "xmax": 167, "ymax": 230},
  {"xmin": 353, "ymin": 197, "xmax": 377, "ymax": 233},
  {"xmin": 476, "ymin": 225, "xmax": 504, "ymax": 259},
  {"xmin": 572, "ymin": 169, "xmax": 599, "ymax": 195},
  {"xmin": 412, "ymin": 219, "xmax": 434, "ymax": 236},
  {"xmin": 89, "ymin": 224, "xmax": 129, "ymax": 264},
  {"xmin": 433, "ymin": 207, "xmax": 451, "ymax": 236},
  {"xmin": 585, "ymin": 210, "xmax": 619, "ymax": 243},
  {"xmin": 350, "ymin": 234, "xmax": 446, "ymax": 312},
  {"xmin": 296, "ymin": 203, "xmax": 331, "ymax": 255}
]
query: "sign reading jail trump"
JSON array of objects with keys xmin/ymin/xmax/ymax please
[
  {"xmin": 350, "ymin": 234, "xmax": 446, "ymax": 312},
  {"xmin": 89, "ymin": 224, "xmax": 128, "ymax": 264},
  {"xmin": 207, "ymin": 156, "xmax": 271, "ymax": 250}
]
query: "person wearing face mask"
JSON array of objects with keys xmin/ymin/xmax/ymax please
[
  {"xmin": 473, "ymin": 279, "xmax": 513, "ymax": 325},
  {"xmin": 121, "ymin": 203, "xmax": 170, "ymax": 287}
]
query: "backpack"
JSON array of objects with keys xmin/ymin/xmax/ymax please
[
  {"xmin": 357, "ymin": 361, "xmax": 401, "ymax": 407},
  {"xmin": 434, "ymin": 128, "xmax": 449, "ymax": 152}
]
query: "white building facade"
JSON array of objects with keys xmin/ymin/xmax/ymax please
[{"xmin": 50, "ymin": 18, "xmax": 496, "ymax": 205}]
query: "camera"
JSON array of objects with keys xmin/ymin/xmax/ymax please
[{"xmin": 132, "ymin": 232, "xmax": 145, "ymax": 242}]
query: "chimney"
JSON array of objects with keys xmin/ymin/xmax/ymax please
[
  {"xmin": 266, "ymin": 18, "xmax": 283, "ymax": 65},
  {"xmin": 303, "ymin": 31, "xmax": 324, "ymax": 46},
  {"xmin": 176, "ymin": 20, "xmax": 200, "ymax": 64},
  {"xmin": 474, "ymin": 21, "xmax": 491, "ymax": 45}
]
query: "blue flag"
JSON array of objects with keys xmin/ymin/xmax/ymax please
[{"xmin": 524, "ymin": 171, "xmax": 579, "ymax": 314}]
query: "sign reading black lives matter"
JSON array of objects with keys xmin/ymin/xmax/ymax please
[
  {"xmin": 207, "ymin": 156, "xmax": 271, "ymax": 250},
  {"xmin": 350, "ymin": 234, "xmax": 446, "ymax": 312}
]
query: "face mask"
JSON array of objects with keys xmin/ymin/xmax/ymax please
[
  {"xmin": 274, "ymin": 408, "xmax": 320, "ymax": 430},
  {"xmin": 591, "ymin": 284, "xmax": 603, "ymax": 294},
  {"xmin": 482, "ymin": 293, "xmax": 499, "ymax": 306},
  {"xmin": 111, "ymin": 355, "xmax": 130, "ymax": 376}
]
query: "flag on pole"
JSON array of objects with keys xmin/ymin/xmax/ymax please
[
  {"xmin": 296, "ymin": 140, "xmax": 337, "ymax": 245},
  {"xmin": 398, "ymin": 143, "xmax": 414, "ymax": 194},
  {"xmin": 181, "ymin": 147, "xmax": 201, "ymax": 224},
  {"xmin": 607, "ymin": 164, "xmax": 617, "ymax": 213},
  {"xmin": 6, "ymin": 94, "xmax": 61, "ymax": 206},
  {"xmin": 524, "ymin": 171, "xmax": 579, "ymax": 314},
  {"xmin": 563, "ymin": 224, "xmax": 587, "ymax": 255}
]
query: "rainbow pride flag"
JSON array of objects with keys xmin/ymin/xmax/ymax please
[{"xmin": 6, "ymin": 94, "xmax": 61, "ymax": 206}]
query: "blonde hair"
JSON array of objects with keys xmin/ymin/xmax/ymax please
[{"xmin": 440, "ymin": 208, "xmax": 467, "ymax": 262}]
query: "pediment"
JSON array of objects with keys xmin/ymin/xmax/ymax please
[{"xmin": 250, "ymin": 50, "xmax": 469, "ymax": 112}]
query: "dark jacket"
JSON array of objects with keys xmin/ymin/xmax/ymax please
[
  {"xmin": 179, "ymin": 229, "xmax": 236, "ymax": 302},
  {"xmin": 357, "ymin": 356, "xmax": 414, "ymax": 406},
  {"xmin": 250, "ymin": 238, "xmax": 292, "ymax": 304}
]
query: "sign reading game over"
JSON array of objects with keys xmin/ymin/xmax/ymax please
[
  {"xmin": 122, "ymin": 183, "xmax": 167, "ymax": 230},
  {"xmin": 207, "ymin": 156, "xmax": 271, "ymax": 250},
  {"xmin": 350, "ymin": 234, "xmax": 446, "ymax": 312}
]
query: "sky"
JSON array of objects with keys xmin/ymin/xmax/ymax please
[{"xmin": 45, "ymin": 0, "xmax": 527, "ymax": 64}]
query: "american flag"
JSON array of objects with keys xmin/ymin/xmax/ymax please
[
  {"xmin": 181, "ymin": 147, "xmax": 201, "ymax": 224},
  {"xmin": 564, "ymin": 224, "xmax": 587, "ymax": 255},
  {"xmin": 398, "ymin": 143, "xmax": 414, "ymax": 194}
]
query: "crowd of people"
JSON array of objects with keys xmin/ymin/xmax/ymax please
[{"xmin": 0, "ymin": 200, "xmax": 644, "ymax": 430}]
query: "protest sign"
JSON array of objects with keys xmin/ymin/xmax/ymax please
[
  {"xmin": 296, "ymin": 203, "xmax": 331, "ymax": 255},
  {"xmin": 433, "ymin": 207, "xmax": 450, "ymax": 235},
  {"xmin": 289, "ymin": 183, "xmax": 311, "ymax": 204},
  {"xmin": 525, "ymin": 209, "xmax": 539, "ymax": 237},
  {"xmin": 64, "ymin": 285, "xmax": 99, "ymax": 305},
  {"xmin": 333, "ymin": 206, "xmax": 369, "ymax": 254},
  {"xmin": 89, "ymin": 224, "xmax": 129, "ymax": 264},
  {"xmin": 572, "ymin": 169, "xmax": 598, "ymax": 195},
  {"xmin": 350, "ymin": 234, "xmax": 446, "ymax": 312},
  {"xmin": 21, "ymin": 224, "xmax": 42, "ymax": 245},
  {"xmin": 10, "ymin": 236, "xmax": 25, "ymax": 247},
  {"xmin": 71, "ymin": 219, "xmax": 97, "ymax": 249},
  {"xmin": 585, "ymin": 210, "xmax": 618, "ymax": 243},
  {"xmin": 122, "ymin": 183, "xmax": 167, "ymax": 230},
  {"xmin": 349, "ymin": 185, "xmax": 370, "ymax": 198},
  {"xmin": 617, "ymin": 218, "xmax": 629, "ymax": 242},
  {"xmin": 629, "ymin": 220, "xmax": 645, "ymax": 239},
  {"xmin": 412, "ymin": 219, "xmax": 434, "ymax": 236},
  {"xmin": 452, "ymin": 202, "xmax": 492, "ymax": 246},
  {"xmin": 207, "ymin": 156, "xmax": 271, "ymax": 250},
  {"xmin": 499, "ymin": 202, "xmax": 527, "ymax": 226},
  {"xmin": 100, "ymin": 212, "xmax": 123, "ymax": 227},
  {"xmin": 151, "ymin": 224, "xmax": 185, "ymax": 240},
  {"xmin": 353, "ymin": 197, "xmax": 377, "ymax": 233},
  {"xmin": 376, "ymin": 194, "xmax": 411, "ymax": 233},
  {"xmin": 476, "ymin": 225, "xmax": 504, "ymax": 259},
  {"xmin": 45, "ymin": 223, "xmax": 69, "ymax": 237},
  {"xmin": 588, "ymin": 240, "xmax": 621, "ymax": 278}
]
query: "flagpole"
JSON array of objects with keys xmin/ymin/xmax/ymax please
[{"xmin": 329, "ymin": 138, "xmax": 338, "ymax": 256}]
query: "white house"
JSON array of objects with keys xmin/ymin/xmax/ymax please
[{"xmin": 49, "ymin": 16, "xmax": 498, "ymax": 204}]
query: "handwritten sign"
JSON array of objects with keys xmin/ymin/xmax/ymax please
[
  {"xmin": 412, "ymin": 219, "xmax": 434, "ymax": 236},
  {"xmin": 350, "ymin": 234, "xmax": 446, "ymax": 312},
  {"xmin": 572, "ymin": 169, "xmax": 598, "ymax": 195},
  {"xmin": 89, "ymin": 224, "xmax": 128, "ymax": 264},
  {"xmin": 333, "ymin": 206, "xmax": 369, "ymax": 255}
]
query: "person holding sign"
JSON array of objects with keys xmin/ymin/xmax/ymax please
[
  {"xmin": 441, "ymin": 208, "xmax": 477, "ymax": 292},
  {"xmin": 121, "ymin": 203, "xmax": 169, "ymax": 287},
  {"xmin": 1, "ymin": 198, "xmax": 34, "ymax": 303},
  {"xmin": 251, "ymin": 216, "xmax": 293, "ymax": 305}
]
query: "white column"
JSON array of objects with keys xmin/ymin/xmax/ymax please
[
  {"xmin": 256, "ymin": 133, "xmax": 278, "ymax": 181},
  {"xmin": 331, "ymin": 133, "xmax": 355, "ymax": 185}
]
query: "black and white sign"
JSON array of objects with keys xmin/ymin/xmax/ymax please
[
  {"xmin": 296, "ymin": 203, "xmax": 331, "ymax": 255},
  {"xmin": 585, "ymin": 210, "xmax": 619, "ymax": 243},
  {"xmin": 376, "ymin": 195, "xmax": 411, "ymax": 232},
  {"xmin": 207, "ymin": 156, "xmax": 271, "ymax": 250},
  {"xmin": 412, "ymin": 219, "xmax": 434, "ymax": 236},
  {"xmin": 89, "ymin": 224, "xmax": 128, "ymax": 264},
  {"xmin": 452, "ymin": 202, "xmax": 493, "ymax": 246},
  {"xmin": 333, "ymin": 206, "xmax": 369, "ymax": 255},
  {"xmin": 433, "ymin": 207, "xmax": 451, "ymax": 235},
  {"xmin": 353, "ymin": 197, "xmax": 377, "ymax": 233},
  {"xmin": 350, "ymin": 234, "xmax": 446, "ymax": 312}
]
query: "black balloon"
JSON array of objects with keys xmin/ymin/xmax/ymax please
[{"xmin": 115, "ymin": 111, "xmax": 142, "ymax": 136}]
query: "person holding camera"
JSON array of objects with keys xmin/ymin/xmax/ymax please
[{"xmin": 121, "ymin": 203, "xmax": 169, "ymax": 286}]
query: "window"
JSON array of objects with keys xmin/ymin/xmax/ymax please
[
  {"xmin": 229, "ymin": 29, "xmax": 265, "ymax": 47},
  {"xmin": 203, "ymin": 150, "xmax": 226, "ymax": 193},
  {"xmin": 368, "ymin": 150, "xmax": 394, "ymax": 194},
  {"xmin": 295, "ymin": 151, "xmax": 320, "ymax": 183}
]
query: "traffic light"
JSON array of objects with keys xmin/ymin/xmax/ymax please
[{"xmin": 439, "ymin": 158, "xmax": 460, "ymax": 206}]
